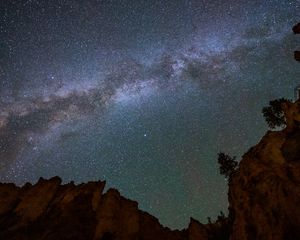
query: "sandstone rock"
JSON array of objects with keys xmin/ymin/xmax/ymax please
[
  {"xmin": 138, "ymin": 211, "xmax": 185, "ymax": 240},
  {"xmin": 229, "ymin": 100, "xmax": 300, "ymax": 240},
  {"xmin": 0, "ymin": 177, "xmax": 107, "ymax": 240},
  {"xmin": 282, "ymin": 100, "xmax": 300, "ymax": 132},
  {"xmin": 14, "ymin": 176, "xmax": 61, "ymax": 223},
  {"xmin": 0, "ymin": 183, "xmax": 20, "ymax": 217},
  {"xmin": 188, "ymin": 218, "xmax": 208, "ymax": 240},
  {"xmin": 0, "ymin": 177, "xmax": 208, "ymax": 240},
  {"xmin": 94, "ymin": 188, "xmax": 140, "ymax": 240}
]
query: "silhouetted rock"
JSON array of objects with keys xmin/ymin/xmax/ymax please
[
  {"xmin": 229, "ymin": 100, "xmax": 300, "ymax": 240},
  {"xmin": 188, "ymin": 218, "xmax": 208, "ymax": 240},
  {"xmin": 294, "ymin": 51, "xmax": 300, "ymax": 62},
  {"xmin": 293, "ymin": 23, "xmax": 300, "ymax": 34},
  {"xmin": 0, "ymin": 176, "xmax": 229, "ymax": 240},
  {"xmin": 293, "ymin": 23, "xmax": 300, "ymax": 61},
  {"xmin": 0, "ymin": 177, "xmax": 105, "ymax": 240}
]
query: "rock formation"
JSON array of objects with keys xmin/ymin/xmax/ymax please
[
  {"xmin": 229, "ymin": 100, "xmax": 300, "ymax": 240},
  {"xmin": 293, "ymin": 22, "xmax": 300, "ymax": 61},
  {"xmin": 293, "ymin": 22, "xmax": 300, "ymax": 34},
  {"xmin": 0, "ymin": 176, "xmax": 228, "ymax": 240}
]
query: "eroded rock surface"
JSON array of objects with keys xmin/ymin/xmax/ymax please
[
  {"xmin": 229, "ymin": 100, "xmax": 300, "ymax": 240},
  {"xmin": 0, "ymin": 176, "xmax": 228, "ymax": 240}
]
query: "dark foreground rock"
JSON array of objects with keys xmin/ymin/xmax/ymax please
[
  {"xmin": 294, "ymin": 22, "xmax": 300, "ymax": 61},
  {"xmin": 0, "ymin": 176, "xmax": 229, "ymax": 240},
  {"xmin": 229, "ymin": 100, "xmax": 300, "ymax": 240}
]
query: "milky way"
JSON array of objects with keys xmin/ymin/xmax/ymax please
[{"xmin": 0, "ymin": 0, "xmax": 300, "ymax": 229}]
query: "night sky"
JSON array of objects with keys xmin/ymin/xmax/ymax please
[{"xmin": 0, "ymin": 0, "xmax": 300, "ymax": 229}]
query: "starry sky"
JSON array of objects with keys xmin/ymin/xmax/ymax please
[{"xmin": 0, "ymin": 0, "xmax": 300, "ymax": 229}]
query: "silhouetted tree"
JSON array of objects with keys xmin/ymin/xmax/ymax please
[
  {"xmin": 262, "ymin": 98, "xmax": 291, "ymax": 129},
  {"xmin": 206, "ymin": 211, "xmax": 230, "ymax": 240},
  {"xmin": 217, "ymin": 211, "xmax": 226, "ymax": 222},
  {"xmin": 217, "ymin": 152, "xmax": 238, "ymax": 178}
]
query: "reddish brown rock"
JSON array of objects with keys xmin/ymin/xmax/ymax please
[
  {"xmin": 138, "ymin": 211, "xmax": 186, "ymax": 240},
  {"xmin": 0, "ymin": 176, "xmax": 228, "ymax": 240},
  {"xmin": 14, "ymin": 177, "xmax": 61, "ymax": 223},
  {"xmin": 229, "ymin": 100, "xmax": 300, "ymax": 240},
  {"xmin": 0, "ymin": 183, "xmax": 20, "ymax": 218},
  {"xmin": 94, "ymin": 189, "xmax": 140, "ymax": 240},
  {"xmin": 0, "ymin": 177, "xmax": 106, "ymax": 240},
  {"xmin": 188, "ymin": 218, "xmax": 208, "ymax": 240}
]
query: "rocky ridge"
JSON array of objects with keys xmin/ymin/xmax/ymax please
[
  {"xmin": 0, "ymin": 176, "xmax": 228, "ymax": 240},
  {"xmin": 228, "ymin": 100, "xmax": 300, "ymax": 240}
]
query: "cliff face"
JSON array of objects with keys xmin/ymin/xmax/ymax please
[
  {"xmin": 0, "ymin": 177, "xmax": 174, "ymax": 240},
  {"xmin": 0, "ymin": 176, "xmax": 228, "ymax": 240},
  {"xmin": 229, "ymin": 100, "xmax": 300, "ymax": 240}
]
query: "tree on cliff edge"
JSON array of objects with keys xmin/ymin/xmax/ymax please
[
  {"xmin": 217, "ymin": 152, "xmax": 238, "ymax": 179},
  {"xmin": 262, "ymin": 98, "xmax": 291, "ymax": 129}
]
